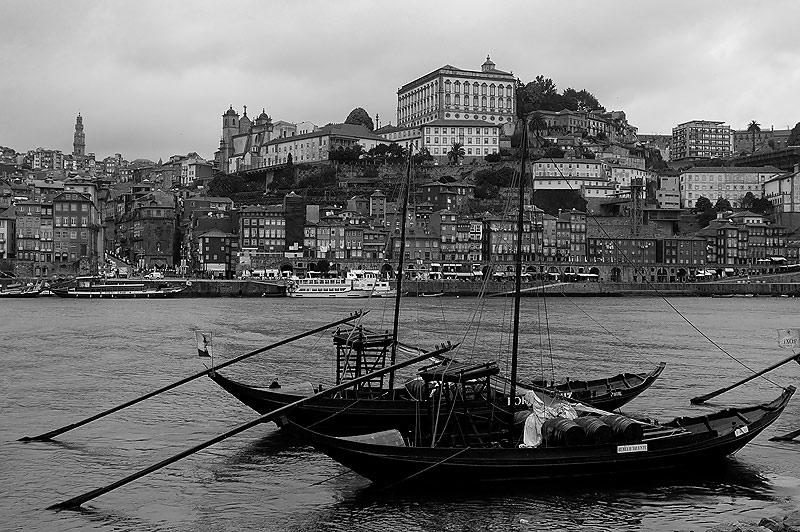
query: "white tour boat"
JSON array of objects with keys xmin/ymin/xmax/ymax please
[{"xmin": 286, "ymin": 270, "xmax": 395, "ymax": 298}]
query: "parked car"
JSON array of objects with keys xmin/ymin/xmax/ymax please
[{"xmin": 145, "ymin": 271, "xmax": 164, "ymax": 279}]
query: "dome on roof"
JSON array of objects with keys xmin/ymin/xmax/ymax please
[
  {"xmin": 258, "ymin": 108, "xmax": 270, "ymax": 121},
  {"xmin": 224, "ymin": 105, "xmax": 238, "ymax": 117}
]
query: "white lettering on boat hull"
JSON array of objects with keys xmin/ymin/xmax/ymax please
[{"xmin": 617, "ymin": 443, "xmax": 647, "ymax": 453}]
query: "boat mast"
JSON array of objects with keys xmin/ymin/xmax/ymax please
[
  {"xmin": 388, "ymin": 146, "xmax": 413, "ymax": 391},
  {"xmin": 508, "ymin": 117, "xmax": 528, "ymax": 445}
]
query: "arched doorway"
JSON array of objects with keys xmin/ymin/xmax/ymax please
[{"xmin": 610, "ymin": 267, "xmax": 622, "ymax": 282}]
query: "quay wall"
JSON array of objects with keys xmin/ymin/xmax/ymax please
[
  {"xmin": 160, "ymin": 279, "xmax": 800, "ymax": 297},
  {"xmin": 156, "ymin": 279, "xmax": 286, "ymax": 297}
]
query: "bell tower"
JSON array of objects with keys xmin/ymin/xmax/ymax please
[{"xmin": 73, "ymin": 113, "xmax": 86, "ymax": 156}]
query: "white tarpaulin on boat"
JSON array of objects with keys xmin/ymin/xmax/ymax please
[{"xmin": 519, "ymin": 391, "xmax": 578, "ymax": 448}]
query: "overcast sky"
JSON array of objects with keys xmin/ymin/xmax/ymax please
[{"xmin": 1, "ymin": 0, "xmax": 798, "ymax": 162}]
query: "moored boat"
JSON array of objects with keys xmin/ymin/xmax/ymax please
[
  {"xmin": 280, "ymin": 385, "xmax": 795, "ymax": 485},
  {"xmin": 208, "ymin": 358, "xmax": 666, "ymax": 435},
  {"xmin": 286, "ymin": 270, "xmax": 395, "ymax": 298},
  {"xmin": 0, "ymin": 280, "xmax": 45, "ymax": 298},
  {"xmin": 529, "ymin": 362, "xmax": 666, "ymax": 411},
  {"xmin": 50, "ymin": 276, "xmax": 187, "ymax": 298}
]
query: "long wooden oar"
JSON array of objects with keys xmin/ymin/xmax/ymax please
[
  {"xmin": 690, "ymin": 352, "xmax": 800, "ymax": 404},
  {"xmin": 770, "ymin": 427, "xmax": 800, "ymax": 442},
  {"xmin": 21, "ymin": 311, "xmax": 365, "ymax": 442},
  {"xmin": 48, "ymin": 342, "xmax": 458, "ymax": 511}
]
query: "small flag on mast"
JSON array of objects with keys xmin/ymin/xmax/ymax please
[
  {"xmin": 777, "ymin": 328, "xmax": 800, "ymax": 350},
  {"xmin": 196, "ymin": 331, "xmax": 212, "ymax": 358}
]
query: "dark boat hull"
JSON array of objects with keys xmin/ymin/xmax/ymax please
[
  {"xmin": 209, "ymin": 363, "xmax": 665, "ymax": 435},
  {"xmin": 280, "ymin": 386, "xmax": 794, "ymax": 485},
  {"xmin": 532, "ymin": 362, "xmax": 666, "ymax": 411},
  {"xmin": 209, "ymin": 372, "xmax": 492, "ymax": 436}
]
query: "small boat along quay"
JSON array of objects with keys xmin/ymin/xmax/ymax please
[
  {"xmin": 5, "ymin": 271, "xmax": 800, "ymax": 297},
  {"xmin": 59, "ymin": 271, "xmax": 800, "ymax": 297}
]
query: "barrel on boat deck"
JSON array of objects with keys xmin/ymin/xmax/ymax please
[
  {"xmin": 542, "ymin": 418, "xmax": 586, "ymax": 447},
  {"xmin": 600, "ymin": 414, "xmax": 644, "ymax": 443},
  {"xmin": 573, "ymin": 416, "xmax": 612, "ymax": 444}
]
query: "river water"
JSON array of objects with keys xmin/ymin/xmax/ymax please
[{"xmin": 2, "ymin": 295, "xmax": 800, "ymax": 531}]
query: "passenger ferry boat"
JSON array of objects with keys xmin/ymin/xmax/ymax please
[
  {"xmin": 51, "ymin": 276, "xmax": 187, "ymax": 299},
  {"xmin": 286, "ymin": 270, "xmax": 395, "ymax": 298}
]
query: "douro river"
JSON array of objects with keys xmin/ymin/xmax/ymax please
[{"xmin": 2, "ymin": 295, "xmax": 800, "ymax": 531}]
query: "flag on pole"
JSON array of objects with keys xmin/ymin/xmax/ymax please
[
  {"xmin": 196, "ymin": 331, "xmax": 212, "ymax": 358},
  {"xmin": 776, "ymin": 328, "xmax": 800, "ymax": 350}
]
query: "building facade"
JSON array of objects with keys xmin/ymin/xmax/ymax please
[
  {"xmin": 396, "ymin": 56, "xmax": 516, "ymax": 129},
  {"xmin": 764, "ymin": 165, "xmax": 800, "ymax": 213},
  {"xmin": 671, "ymin": 120, "xmax": 732, "ymax": 161},
  {"xmin": 679, "ymin": 166, "xmax": 782, "ymax": 208}
]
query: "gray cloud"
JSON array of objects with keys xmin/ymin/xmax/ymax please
[{"xmin": 1, "ymin": 0, "xmax": 798, "ymax": 161}]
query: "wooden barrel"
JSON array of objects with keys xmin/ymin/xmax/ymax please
[
  {"xmin": 600, "ymin": 414, "xmax": 644, "ymax": 443},
  {"xmin": 542, "ymin": 418, "xmax": 586, "ymax": 447},
  {"xmin": 573, "ymin": 416, "xmax": 613, "ymax": 444}
]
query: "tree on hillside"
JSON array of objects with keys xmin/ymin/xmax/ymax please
[
  {"xmin": 544, "ymin": 146, "xmax": 565, "ymax": 159},
  {"xmin": 747, "ymin": 120, "xmax": 761, "ymax": 153},
  {"xmin": 344, "ymin": 107, "xmax": 374, "ymax": 131},
  {"xmin": 447, "ymin": 142, "xmax": 465, "ymax": 165},
  {"xmin": 412, "ymin": 147, "xmax": 434, "ymax": 166},
  {"xmin": 367, "ymin": 142, "xmax": 406, "ymax": 164},
  {"xmin": 329, "ymin": 144, "xmax": 364, "ymax": 163},
  {"xmin": 741, "ymin": 191, "xmax": 756, "ymax": 210},
  {"xmin": 752, "ymin": 196, "xmax": 772, "ymax": 214},
  {"xmin": 562, "ymin": 88, "xmax": 603, "ymax": 112},
  {"xmin": 714, "ymin": 197, "xmax": 732, "ymax": 212},
  {"xmin": 527, "ymin": 111, "xmax": 547, "ymax": 150},
  {"xmin": 207, "ymin": 173, "xmax": 247, "ymax": 198},
  {"xmin": 519, "ymin": 76, "xmax": 605, "ymax": 114},
  {"xmin": 695, "ymin": 196, "xmax": 713, "ymax": 212},
  {"xmin": 788, "ymin": 122, "xmax": 800, "ymax": 146}
]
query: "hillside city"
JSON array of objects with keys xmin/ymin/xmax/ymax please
[{"xmin": 2, "ymin": 56, "xmax": 800, "ymax": 284}]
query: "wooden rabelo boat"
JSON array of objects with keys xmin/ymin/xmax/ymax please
[
  {"xmin": 279, "ymin": 383, "xmax": 794, "ymax": 485},
  {"xmin": 207, "ymin": 331, "xmax": 666, "ymax": 436},
  {"xmin": 274, "ymin": 116, "xmax": 796, "ymax": 487}
]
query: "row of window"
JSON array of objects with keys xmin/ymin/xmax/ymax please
[
  {"xmin": 242, "ymin": 228, "xmax": 285, "ymax": 238},
  {"xmin": 54, "ymin": 203, "xmax": 89, "ymax": 212},
  {"xmin": 684, "ymin": 175, "xmax": 768, "ymax": 182},
  {"xmin": 426, "ymin": 127, "xmax": 494, "ymax": 135},
  {"xmin": 426, "ymin": 137, "xmax": 495, "ymax": 145},
  {"xmin": 443, "ymin": 94, "xmax": 512, "ymax": 108},
  {"xmin": 242, "ymin": 239, "xmax": 284, "ymax": 248},
  {"xmin": 242, "ymin": 218, "xmax": 285, "ymax": 226},
  {"xmin": 431, "ymin": 147, "xmax": 497, "ymax": 156},
  {"xmin": 443, "ymin": 80, "xmax": 513, "ymax": 96},
  {"xmin": 54, "ymin": 216, "xmax": 89, "ymax": 226}
]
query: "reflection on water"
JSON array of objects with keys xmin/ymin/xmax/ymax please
[{"xmin": 2, "ymin": 297, "xmax": 800, "ymax": 531}]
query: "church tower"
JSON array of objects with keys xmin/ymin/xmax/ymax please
[
  {"xmin": 238, "ymin": 105, "xmax": 252, "ymax": 135},
  {"xmin": 73, "ymin": 113, "xmax": 86, "ymax": 156},
  {"xmin": 220, "ymin": 105, "xmax": 240, "ymax": 173}
]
